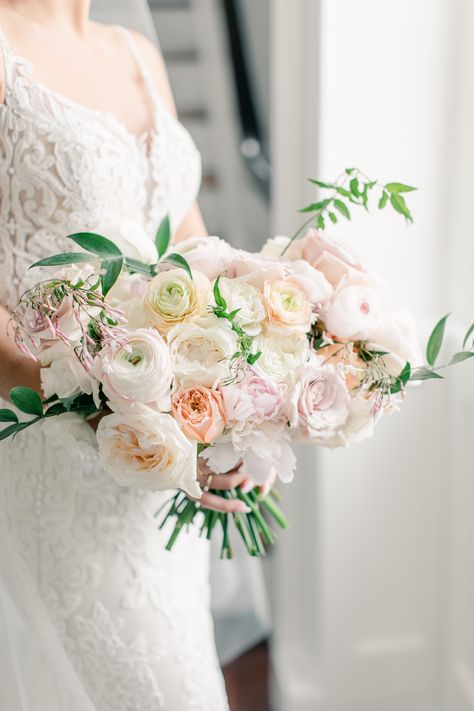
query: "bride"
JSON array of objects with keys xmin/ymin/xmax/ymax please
[{"xmin": 0, "ymin": 1, "xmax": 271, "ymax": 708}]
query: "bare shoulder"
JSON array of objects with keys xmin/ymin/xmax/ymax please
[{"xmin": 127, "ymin": 29, "xmax": 177, "ymax": 117}]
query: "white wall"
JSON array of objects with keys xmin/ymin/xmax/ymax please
[{"xmin": 270, "ymin": 2, "xmax": 474, "ymax": 710}]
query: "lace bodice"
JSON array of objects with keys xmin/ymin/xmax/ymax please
[
  {"xmin": 0, "ymin": 24, "xmax": 201, "ymax": 310},
  {"xmin": 0, "ymin": 25, "xmax": 229, "ymax": 711}
]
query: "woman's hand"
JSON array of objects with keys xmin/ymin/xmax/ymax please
[
  {"xmin": 196, "ymin": 460, "xmax": 251, "ymax": 514},
  {"xmin": 196, "ymin": 461, "xmax": 278, "ymax": 514}
]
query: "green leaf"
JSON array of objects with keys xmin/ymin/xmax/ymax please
[
  {"xmin": 100, "ymin": 256, "xmax": 123, "ymax": 297},
  {"xmin": 345, "ymin": 167, "xmax": 356, "ymax": 175},
  {"xmin": 10, "ymin": 386, "xmax": 43, "ymax": 417},
  {"xmin": 308, "ymin": 178, "xmax": 337, "ymax": 189},
  {"xmin": 385, "ymin": 182, "xmax": 417, "ymax": 194},
  {"xmin": 409, "ymin": 368, "xmax": 443, "ymax": 381},
  {"xmin": 390, "ymin": 193, "xmax": 413, "ymax": 221},
  {"xmin": 155, "ymin": 215, "xmax": 171, "ymax": 258},
  {"xmin": 378, "ymin": 192, "xmax": 388, "ymax": 209},
  {"xmin": 213, "ymin": 275, "xmax": 227, "ymax": 310},
  {"xmin": 333, "ymin": 199, "xmax": 351, "ymax": 220},
  {"xmin": 426, "ymin": 314, "xmax": 449, "ymax": 366},
  {"xmin": 161, "ymin": 253, "xmax": 193, "ymax": 279},
  {"xmin": 124, "ymin": 257, "xmax": 155, "ymax": 276},
  {"xmin": 462, "ymin": 321, "xmax": 474, "ymax": 349},
  {"xmin": 336, "ymin": 187, "xmax": 351, "ymax": 198},
  {"xmin": 0, "ymin": 422, "xmax": 28, "ymax": 441},
  {"xmin": 247, "ymin": 351, "xmax": 262, "ymax": 366},
  {"xmin": 30, "ymin": 252, "xmax": 95, "ymax": 269},
  {"xmin": 299, "ymin": 199, "xmax": 331, "ymax": 213},
  {"xmin": 43, "ymin": 402, "xmax": 68, "ymax": 417},
  {"xmin": 391, "ymin": 361, "xmax": 411, "ymax": 394},
  {"xmin": 449, "ymin": 351, "xmax": 474, "ymax": 365},
  {"xmin": 328, "ymin": 211, "xmax": 338, "ymax": 224},
  {"xmin": 67, "ymin": 232, "xmax": 122, "ymax": 258},
  {"xmin": 0, "ymin": 408, "xmax": 18, "ymax": 423},
  {"xmin": 316, "ymin": 213, "xmax": 325, "ymax": 230},
  {"xmin": 349, "ymin": 178, "xmax": 360, "ymax": 197}
]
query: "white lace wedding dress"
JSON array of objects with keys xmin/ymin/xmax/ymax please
[{"xmin": 0, "ymin": 25, "xmax": 229, "ymax": 711}]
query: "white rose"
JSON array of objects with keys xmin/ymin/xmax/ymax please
[
  {"xmin": 219, "ymin": 276, "xmax": 266, "ymax": 335},
  {"xmin": 41, "ymin": 354, "xmax": 100, "ymax": 405},
  {"xmin": 323, "ymin": 281, "xmax": 382, "ymax": 340},
  {"xmin": 253, "ymin": 327, "xmax": 309, "ymax": 383},
  {"xmin": 324, "ymin": 394, "xmax": 377, "ymax": 448},
  {"xmin": 173, "ymin": 235, "xmax": 237, "ymax": 280},
  {"xmin": 94, "ymin": 328, "xmax": 172, "ymax": 411},
  {"xmin": 107, "ymin": 272, "xmax": 149, "ymax": 330},
  {"xmin": 168, "ymin": 315, "xmax": 239, "ymax": 387},
  {"xmin": 369, "ymin": 305, "xmax": 423, "ymax": 376},
  {"xmin": 99, "ymin": 219, "xmax": 158, "ymax": 264},
  {"xmin": 97, "ymin": 407, "xmax": 200, "ymax": 498}
]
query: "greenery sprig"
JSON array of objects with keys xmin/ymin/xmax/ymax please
[
  {"xmin": 282, "ymin": 167, "xmax": 417, "ymax": 255},
  {"xmin": 29, "ymin": 215, "xmax": 192, "ymax": 295}
]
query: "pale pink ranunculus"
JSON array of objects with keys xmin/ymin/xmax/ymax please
[
  {"xmin": 222, "ymin": 370, "xmax": 282, "ymax": 425},
  {"xmin": 294, "ymin": 363, "xmax": 350, "ymax": 442},
  {"xmin": 323, "ymin": 281, "xmax": 382, "ymax": 341},
  {"xmin": 172, "ymin": 385, "xmax": 226, "ymax": 444},
  {"xmin": 264, "ymin": 277, "xmax": 313, "ymax": 332},
  {"xmin": 173, "ymin": 235, "xmax": 237, "ymax": 280},
  {"xmin": 298, "ymin": 228, "xmax": 374, "ymax": 288}
]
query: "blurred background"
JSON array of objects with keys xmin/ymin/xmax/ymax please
[{"xmin": 97, "ymin": 1, "xmax": 474, "ymax": 709}]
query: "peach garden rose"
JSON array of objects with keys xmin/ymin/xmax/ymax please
[{"xmin": 172, "ymin": 385, "xmax": 226, "ymax": 444}]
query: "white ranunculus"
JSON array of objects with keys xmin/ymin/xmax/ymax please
[
  {"xmin": 94, "ymin": 328, "xmax": 172, "ymax": 412},
  {"xmin": 97, "ymin": 407, "xmax": 200, "ymax": 498},
  {"xmin": 253, "ymin": 327, "xmax": 309, "ymax": 383},
  {"xmin": 369, "ymin": 305, "xmax": 423, "ymax": 376},
  {"xmin": 168, "ymin": 315, "xmax": 239, "ymax": 387},
  {"xmin": 100, "ymin": 219, "xmax": 158, "ymax": 264},
  {"xmin": 219, "ymin": 276, "xmax": 266, "ymax": 335},
  {"xmin": 144, "ymin": 268, "xmax": 211, "ymax": 334},
  {"xmin": 41, "ymin": 355, "xmax": 100, "ymax": 405},
  {"xmin": 107, "ymin": 272, "xmax": 149, "ymax": 330},
  {"xmin": 323, "ymin": 281, "xmax": 382, "ymax": 340},
  {"xmin": 173, "ymin": 235, "xmax": 237, "ymax": 280}
]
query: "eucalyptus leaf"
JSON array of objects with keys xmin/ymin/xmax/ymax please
[
  {"xmin": 155, "ymin": 215, "xmax": 171, "ymax": 258},
  {"xmin": 161, "ymin": 253, "xmax": 193, "ymax": 279},
  {"xmin": 426, "ymin": 314, "xmax": 449, "ymax": 366},
  {"xmin": 10, "ymin": 386, "xmax": 43, "ymax": 417},
  {"xmin": 68, "ymin": 232, "xmax": 122, "ymax": 257},
  {"xmin": 0, "ymin": 408, "xmax": 18, "ymax": 423},
  {"xmin": 100, "ymin": 256, "xmax": 123, "ymax": 297},
  {"xmin": 30, "ymin": 252, "xmax": 94, "ymax": 269}
]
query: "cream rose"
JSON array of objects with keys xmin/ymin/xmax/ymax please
[
  {"xmin": 219, "ymin": 276, "xmax": 266, "ymax": 336},
  {"xmin": 253, "ymin": 327, "xmax": 309, "ymax": 383},
  {"xmin": 264, "ymin": 276, "xmax": 313, "ymax": 332},
  {"xmin": 172, "ymin": 385, "xmax": 226, "ymax": 444},
  {"xmin": 168, "ymin": 316, "xmax": 239, "ymax": 387},
  {"xmin": 94, "ymin": 328, "xmax": 172, "ymax": 411},
  {"xmin": 323, "ymin": 282, "xmax": 382, "ymax": 341},
  {"xmin": 144, "ymin": 269, "xmax": 211, "ymax": 334},
  {"xmin": 97, "ymin": 407, "xmax": 200, "ymax": 498}
]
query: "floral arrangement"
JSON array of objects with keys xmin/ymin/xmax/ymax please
[{"xmin": 1, "ymin": 169, "xmax": 471, "ymax": 558}]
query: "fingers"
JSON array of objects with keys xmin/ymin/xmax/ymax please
[
  {"xmin": 197, "ymin": 461, "xmax": 248, "ymax": 491},
  {"xmin": 199, "ymin": 491, "xmax": 251, "ymax": 514}
]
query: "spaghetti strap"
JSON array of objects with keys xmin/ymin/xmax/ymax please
[{"xmin": 114, "ymin": 25, "xmax": 161, "ymax": 111}]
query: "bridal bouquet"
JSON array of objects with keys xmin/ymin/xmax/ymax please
[{"xmin": 2, "ymin": 168, "xmax": 470, "ymax": 557}]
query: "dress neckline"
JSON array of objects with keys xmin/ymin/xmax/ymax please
[{"xmin": 0, "ymin": 24, "xmax": 161, "ymax": 153}]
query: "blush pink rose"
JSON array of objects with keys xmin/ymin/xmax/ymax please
[
  {"xmin": 295, "ymin": 364, "xmax": 350, "ymax": 441},
  {"xmin": 298, "ymin": 228, "xmax": 374, "ymax": 288},
  {"xmin": 222, "ymin": 370, "xmax": 282, "ymax": 425},
  {"xmin": 172, "ymin": 385, "xmax": 227, "ymax": 444}
]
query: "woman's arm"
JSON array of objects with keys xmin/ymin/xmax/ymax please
[{"xmin": 0, "ymin": 305, "xmax": 41, "ymax": 400}]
